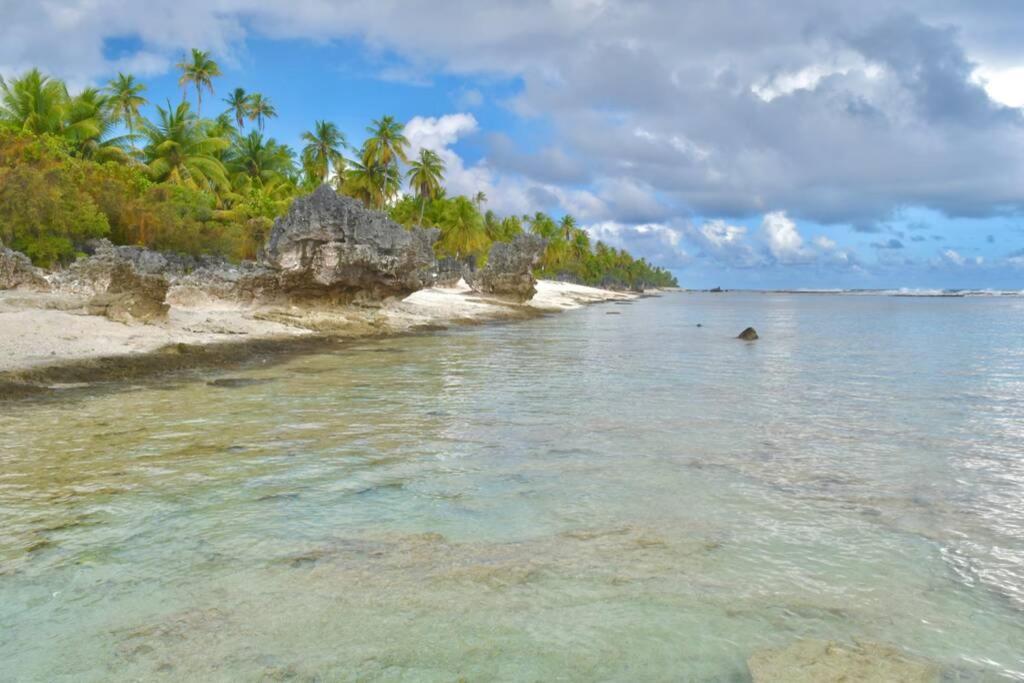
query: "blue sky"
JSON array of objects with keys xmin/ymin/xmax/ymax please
[{"xmin": 4, "ymin": 1, "xmax": 1024, "ymax": 290}]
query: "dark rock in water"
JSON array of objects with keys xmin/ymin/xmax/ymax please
[
  {"xmin": 0, "ymin": 242, "xmax": 49, "ymax": 291},
  {"xmin": 260, "ymin": 184, "xmax": 440, "ymax": 300},
  {"xmin": 737, "ymin": 327, "xmax": 759, "ymax": 340},
  {"xmin": 606, "ymin": 311, "xmax": 621, "ymax": 315},
  {"xmin": 696, "ymin": 323, "xmax": 703, "ymax": 327},
  {"xmin": 466, "ymin": 233, "xmax": 546, "ymax": 301}
]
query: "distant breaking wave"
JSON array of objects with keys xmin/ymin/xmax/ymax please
[{"xmin": 756, "ymin": 288, "xmax": 1024, "ymax": 297}]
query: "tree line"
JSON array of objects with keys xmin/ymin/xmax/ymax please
[{"xmin": 0, "ymin": 52, "xmax": 677, "ymax": 289}]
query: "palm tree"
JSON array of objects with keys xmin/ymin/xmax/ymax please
[
  {"xmin": 247, "ymin": 93, "xmax": 276, "ymax": 132},
  {"xmin": 364, "ymin": 115, "xmax": 409, "ymax": 166},
  {"xmin": 559, "ymin": 214, "xmax": 577, "ymax": 241},
  {"xmin": 301, "ymin": 120, "xmax": 347, "ymax": 185},
  {"xmin": 105, "ymin": 73, "xmax": 147, "ymax": 157},
  {"xmin": 473, "ymin": 190, "xmax": 487, "ymax": 210},
  {"xmin": 0, "ymin": 68, "xmax": 69, "ymax": 135},
  {"xmin": 142, "ymin": 100, "xmax": 229, "ymax": 190},
  {"xmin": 346, "ymin": 149, "xmax": 401, "ymax": 209},
  {"xmin": 223, "ymin": 87, "xmax": 251, "ymax": 128},
  {"xmin": 64, "ymin": 87, "xmax": 128, "ymax": 161},
  {"xmin": 364, "ymin": 115, "xmax": 409, "ymax": 203},
  {"xmin": 176, "ymin": 48, "xmax": 221, "ymax": 116},
  {"xmin": 406, "ymin": 148, "xmax": 445, "ymax": 226},
  {"xmin": 438, "ymin": 196, "xmax": 490, "ymax": 259},
  {"xmin": 227, "ymin": 130, "xmax": 296, "ymax": 188}
]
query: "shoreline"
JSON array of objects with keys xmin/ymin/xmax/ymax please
[{"xmin": 0, "ymin": 280, "xmax": 645, "ymax": 397}]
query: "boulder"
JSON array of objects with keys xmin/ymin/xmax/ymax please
[
  {"xmin": 738, "ymin": 326, "xmax": 759, "ymax": 340},
  {"xmin": 747, "ymin": 639, "xmax": 940, "ymax": 682},
  {"xmin": 467, "ymin": 233, "xmax": 546, "ymax": 301},
  {"xmin": 0, "ymin": 242, "xmax": 49, "ymax": 291},
  {"xmin": 260, "ymin": 185, "xmax": 440, "ymax": 300},
  {"xmin": 85, "ymin": 260, "xmax": 170, "ymax": 323},
  {"xmin": 169, "ymin": 261, "xmax": 280, "ymax": 305}
]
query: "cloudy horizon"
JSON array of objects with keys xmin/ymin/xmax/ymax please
[{"xmin": 3, "ymin": 0, "xmax": 1024, "ymax": 288}]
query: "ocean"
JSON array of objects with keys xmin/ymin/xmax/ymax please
[{"xmin": 2, "ymin": 292, "xmax": 1023, "ymax": 680}]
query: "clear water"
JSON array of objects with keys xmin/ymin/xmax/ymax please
[{"xmin": 2, "ymin": 293, "xmax": 1024, "ymax": 681}]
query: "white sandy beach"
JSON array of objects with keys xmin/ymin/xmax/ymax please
[{"xmin": 0, "ymin": 280, "xmax": 638, "ymax": 374}]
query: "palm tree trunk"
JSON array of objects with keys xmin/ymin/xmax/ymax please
[
  {"xmin": 418, "ymin": 196, "xmax": 426, "ymax": 227},
  {"xmin": 196, "ymin": 86, "xmax": 202, "ymax": 117},
  {"xmin": 128, "ymin": 116, "xmax": 137, "ymax": 159}
]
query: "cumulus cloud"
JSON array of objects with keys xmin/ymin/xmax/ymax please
[
  {"xmin": 586, "ymin": 221, "xmax": 690, "ymax": 268},
  {"xmin": 685, "ymin": 220, "xmax": 764, "ymax": 268},
  {"xmin": 4, "ymin": 0, "xmax": 1024, "ymax": 228},
  {"xmin": 936, "ymin": 248, "xmax": 983, "ymax": 267},
  {"xmin": 761, "ymin": 212, "xmax": 814, "ymax": 264}
]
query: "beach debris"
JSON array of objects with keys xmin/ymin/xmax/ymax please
[
  {"xmin": 737, "ymin": 326, "xmax": 759, "ymax": 340},
  {"xmin": 466, "ymin": 233, "xmax": 546, "ymax": 301},
  {"xmin": 747, "ymin": 639, "xmax": 940, "ymax": 682}
]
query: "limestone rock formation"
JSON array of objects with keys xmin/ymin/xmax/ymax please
[
  {"xmin": 0, "ymin": 242, "xmax": 49, "ymax": 291},
  {"xmin": 169, "ymin": 261, "xmax": 280, "ymax": 305},
  {"xmin": 738, "ymin": 326, "xmax": 759, "ymax": 340},
  {"xmin": 260, "ymin": 185, "xmax": 440, "ymax": 300},
  {"xmin": 467, "ymin": 234, "xmax": 546, "ymax": 301},
  {"xmin": 48, "ymin": 241, "xmax": 169, "ymax": 323},
  {"xmin": 747, "ymin": 639, "xmax": 940, "ymax": 682},
  {"xmin": 85, "ymin": 260, "xmax": 170, "ymax": 323}
]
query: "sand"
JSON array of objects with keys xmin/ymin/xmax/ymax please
[{"xmin": 0, "ymin": 280, "xmax": 639, "ymax": 375}]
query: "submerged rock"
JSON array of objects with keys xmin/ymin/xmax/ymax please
[
  {"xmin": 0, "ymin": 242, "xmax": 49, "ymax": 291},
  {"xmin": 747, "ymin": 639, "xmax": 940, "ymax": 682},
  {"xmin": 467, "ymin": 233, "xmax": 546, "ymax": 301},
  {"xmin": 260, "ymin": 185, "xmax": 440, "ymax": 300},
  {"xmin": 738, "ymin": 326, "xmax": 759, "ymax": 340}
]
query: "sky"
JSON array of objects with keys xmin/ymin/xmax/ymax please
[{"xmin": 2, "ymin": 1, "xmax": 1024, "ymax": 290}]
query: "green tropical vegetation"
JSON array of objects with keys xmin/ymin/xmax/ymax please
[{"xmin": 0, "ymin": 59, "xmax": 677, "ymax": 289}]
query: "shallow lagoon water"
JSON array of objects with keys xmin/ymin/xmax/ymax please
[{"xmin": 2, "ymin": 292, "xmax": 1024, "ymax": 680}]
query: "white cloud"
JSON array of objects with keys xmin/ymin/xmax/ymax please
[
  {"xmin": 971, "ymin": 65, "xmax": 1024, "ymax": 108},
  {"xmin": 685, "ymin": 219, "xmax": 764, "ymax": 268},
  {"xmin": 585, "ymin": 220, "xmax": 690, "ymax": 267},
  {"xmin": 404, "ymin": 113, "xmax": 479, "ymax": 155},
  {"xmin": 813, "ymin": 235, "xmax": 837, "ymax": 250},
  {"xmin": 761, "ymin": 211, "xmax": 814, "ymax": 264}
]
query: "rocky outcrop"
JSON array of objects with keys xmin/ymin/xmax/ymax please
[
  {"xmin": 85, "ymin": 260, "xmax": 170, "ymax": 323},
  {"xmin": 747, "ymin": 639, "xmax": 940, "ymax": 682},
  {"xmin": 260, "ymin": 185, "xmax": 440, "ymax": 300},
  {"xmin": 738, "ymin": 326, "xmax": 759, "ymax": 340},
  {"xmin": 0, "ymin": 243, "xmax": 49, "ymax": 291},
  {"xmin": 49, "ymin": 241, "xmax": 169, "ymax": 323},
  {"xmin": 467, "ymin": 234, "xmax": 546, "ymax": 301},
  {"xmin": 169, "ymin": 261, "xmax": 280, "ymax": 305}
]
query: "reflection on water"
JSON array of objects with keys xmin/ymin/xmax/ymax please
[{"xmin": 2, "ymin": 293, "xmax": 1024, "ymax": 680}]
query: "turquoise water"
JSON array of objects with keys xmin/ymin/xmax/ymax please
[{"xmin": 2, "ymin": 293, "xmax": 1024, "ymax": 680}]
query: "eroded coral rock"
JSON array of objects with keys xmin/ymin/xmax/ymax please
[
  {"xmin": 260, "ymin": 185, "xmax": 440, "ymax": 300},
  {"xmin": 467, "ymin": 233, "xmax": 546, "ymax": 301},
  {"xmin": 747, "ymin": 639, "xmax": 940, "ymax": 683},
  {"xmin": 0, "ymin": 242, "xmax": 49, "ymax": 291},
  {"xmin": 85, "ymin": 260, "xmax": 170, "ymax": 324}
]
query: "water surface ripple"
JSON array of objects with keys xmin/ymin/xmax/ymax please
[{"xmin": 2, "ymin": 293, "xmax": 1024, "ymax": 680}]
